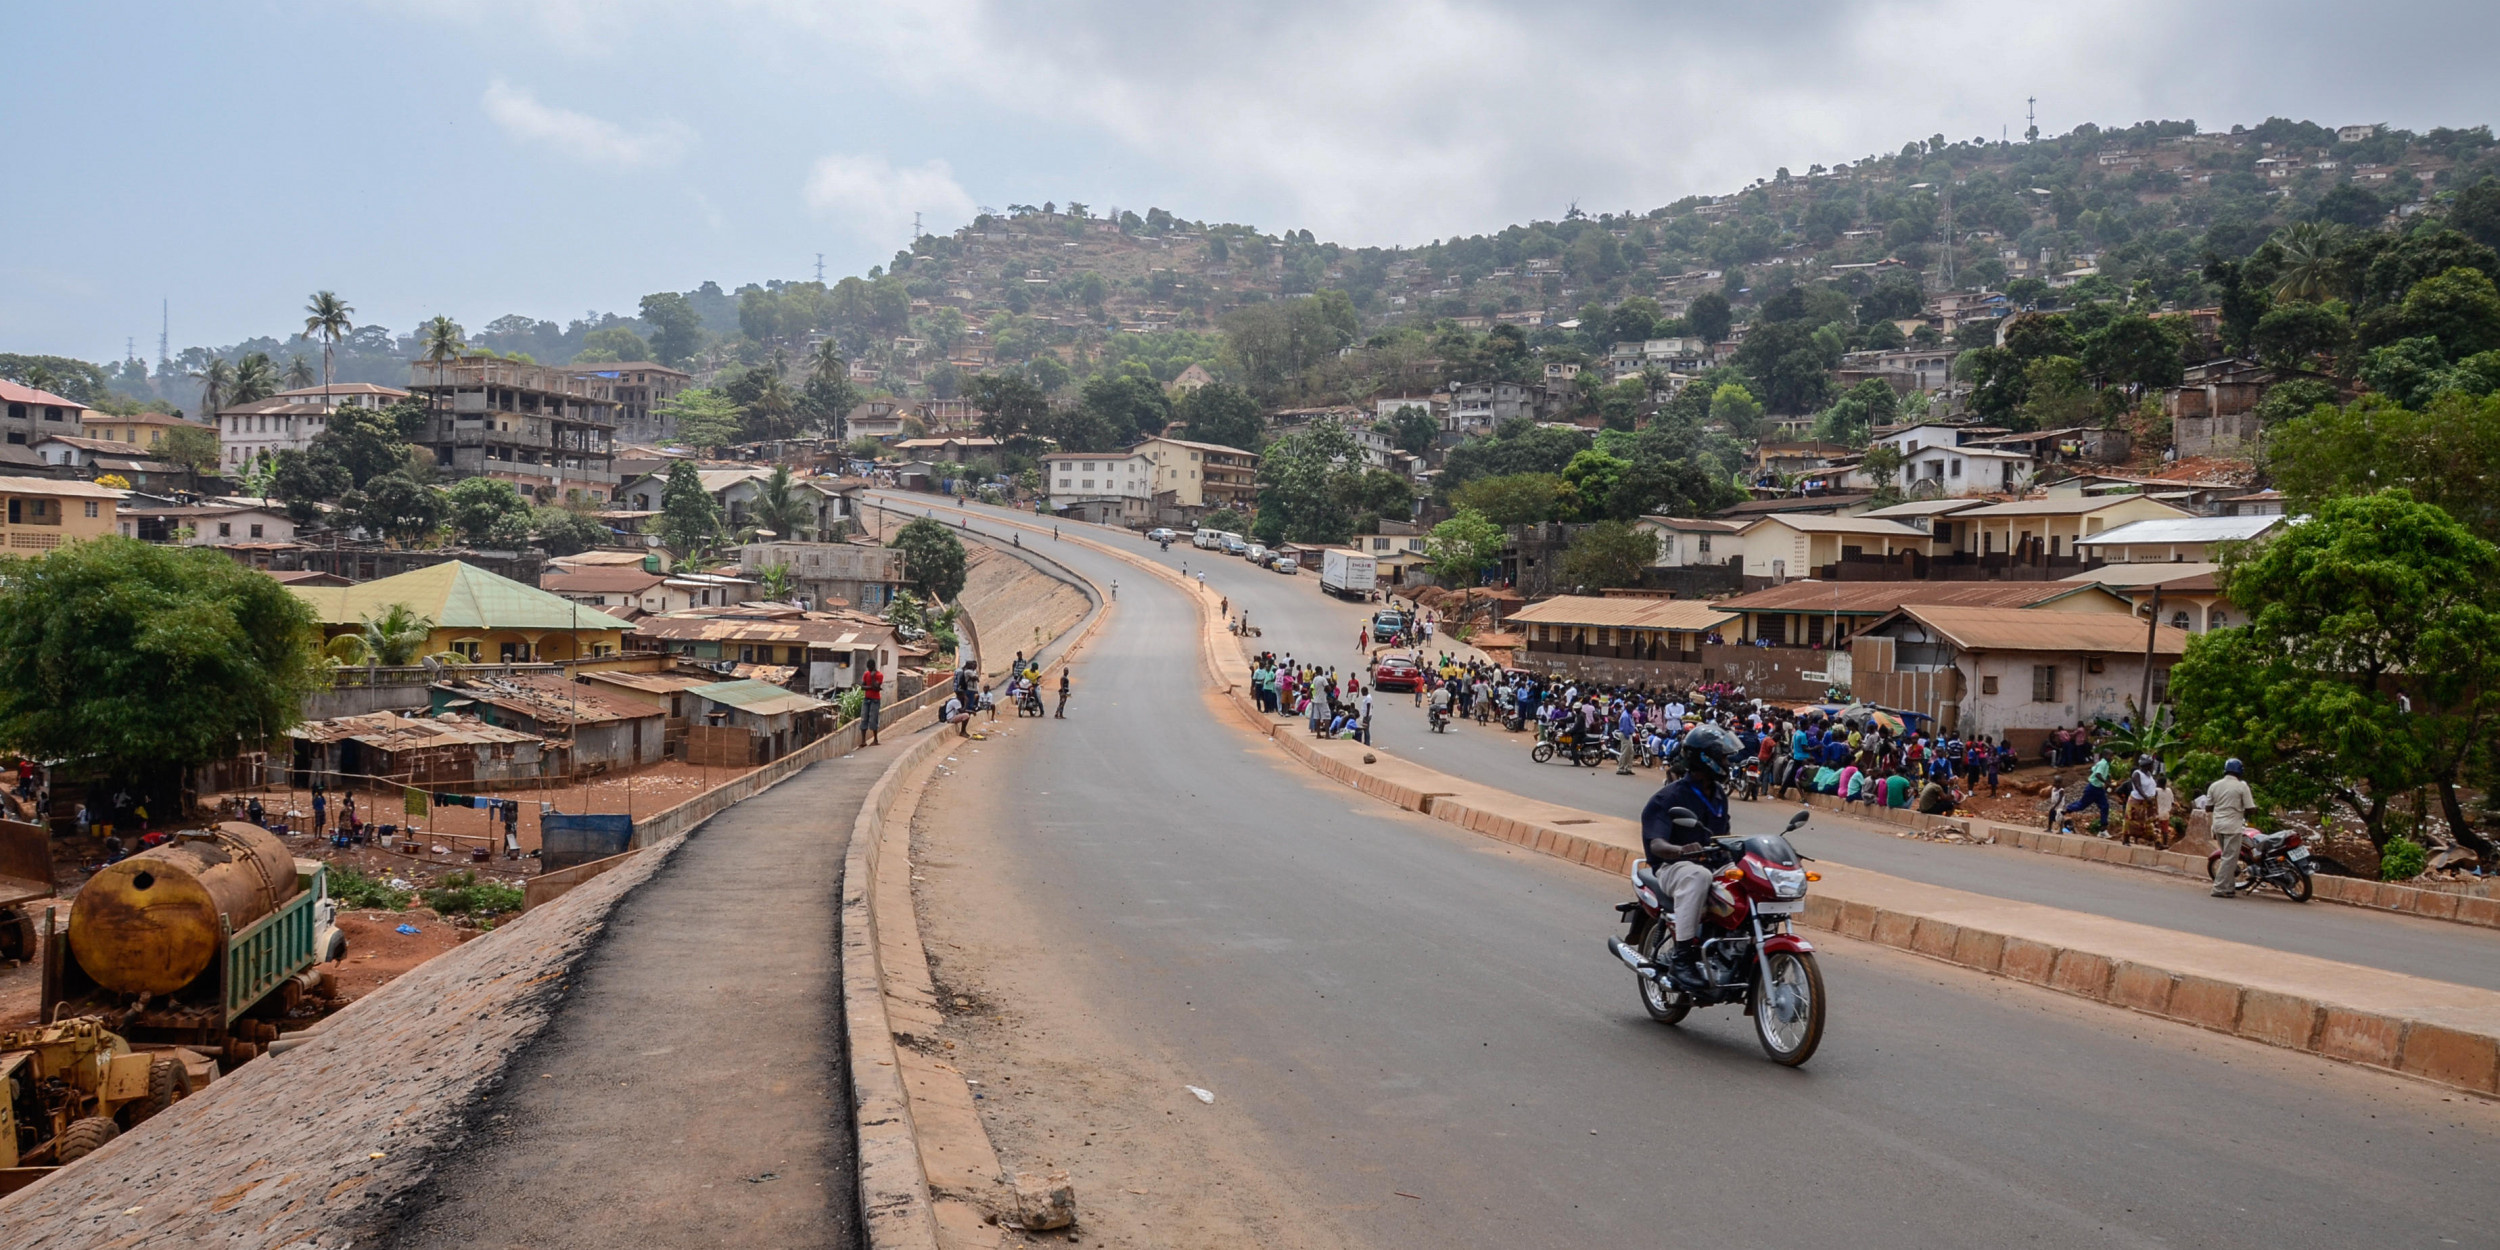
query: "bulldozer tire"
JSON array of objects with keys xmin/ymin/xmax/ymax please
[
  {"xmin": 125, "ymin": 1058, "xmax": 191, "ymax": 1127},
  {"xmin": 55, "ymin": 1116, "xmax": 120, "ymax": 1164}
]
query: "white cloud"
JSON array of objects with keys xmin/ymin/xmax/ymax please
[
  {"xmin": 480, "ymin": 80, "xmax": 693, "ymax": 167},
  {"xmin": 804, "ymin": 153, "xmax": 976, "ymax": 244}
]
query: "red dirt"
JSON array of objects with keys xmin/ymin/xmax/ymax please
[{"xmin": 328, "ymin": 908, "xmax": 475, "ymax": 1006}]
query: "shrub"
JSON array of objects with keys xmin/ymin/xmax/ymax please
[
  {"xmin": 420, "ymin": 870, "xmax": 527, "ymax": 917},
  {"xmin": 2378, "ymin": 835, "xmax": 2429, "ymax": 881},
  {"xmin": 329, "ymin": 864, "xmax": 410, "ymax": 910}
]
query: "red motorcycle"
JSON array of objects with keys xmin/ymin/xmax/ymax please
[
  {"xmin": 2206, "ymin": 825, "xmax": 2315, "ymax": 902},
  {"xmin": 1608, "ymin": 809, "xmax": 1827, "ymax": 1066}
]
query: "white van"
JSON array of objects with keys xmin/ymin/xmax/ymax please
[{"xmin": 1193, "ymin": 527, "xmax": 1224, "ymax": 549}]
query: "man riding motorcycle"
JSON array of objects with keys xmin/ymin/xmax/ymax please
[
  {"xmin": 1428, "ymin": 682, "xmax": 1453, "ymax": 730},
  {"xmin": 1635, "ymin": 724, "xmax": 1741, "ymax": 993}
]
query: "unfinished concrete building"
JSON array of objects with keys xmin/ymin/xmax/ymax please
[{"xmin": 408, "ymin": 358, "xmax": 622, "ymax": 504}]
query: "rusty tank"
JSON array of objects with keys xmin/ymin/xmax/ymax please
[{"xmin": 69, "ymin": 822, "xmax": 300, "ymax": 996}]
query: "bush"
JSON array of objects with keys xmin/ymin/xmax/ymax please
[
  {"xmin": 330, "ymin": 864, "xmax": 410, "ymax": 910},
  {"xmin": 420, "ymin": 870, "xmax": 527, "ymax": 917},
  {"xmin": 2378, "ymin": 835, "xmax": 2429, "ymax": 881}
]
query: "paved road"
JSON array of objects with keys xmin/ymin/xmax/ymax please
[
  {"xmin": 385, "ymin": 758, "xmax": 875, "ymax": 1250},
  {"xmin": 891, "ymin": 494, "xmax": 2500, "ymax": 995},
  {"xmin": 873, "ymin": 493, "xmax": 2497, "ymax": 1249}
]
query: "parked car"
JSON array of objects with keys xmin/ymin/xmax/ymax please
[
  {"xmin": 1222, "ymin": 533, "xmax": 1249, "ymax": 555},
  {"xmin": 1370, "ymin": 656, "xmax": 1425, "ymax": 692},
  {"xmin": 1271, "ymin": 554, "xmax": 1299, "ymax": 574},
  {"xmin": 1371, "ymin": 610, "xmax": 1407, "ymax": 643},
  {"xmin": 1147, "ymin": 527, "xmax": 1178, "ymax": 544},
  {"xmin": 1243, "ymin": 543, "xmax": 1269, "ymax": 564}
]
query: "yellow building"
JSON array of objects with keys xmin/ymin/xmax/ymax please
[
  {"xmin": 76, "ymin": 410, "xmax": 214, "ymax": 451},
  {"xmin": 288, "ymin": 560, "xmax": 631, "ymax": 663},
  {"xmin": 0, "ymin": 478, "xmax": 124, "ymax": 555}
]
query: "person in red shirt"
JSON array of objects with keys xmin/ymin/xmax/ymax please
[{"xmin": 860, "ymin": 661, "xmax": 885, "ymax": 746}]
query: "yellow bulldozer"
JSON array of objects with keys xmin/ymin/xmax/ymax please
[{"xmin": 0, "ymin": 1016, "xmax": 215, "ymax": 1196}]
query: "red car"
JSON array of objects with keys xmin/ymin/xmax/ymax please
[{"xmin": 1370, "ymin": 657, "xmax": 1426, "ymax": 692}]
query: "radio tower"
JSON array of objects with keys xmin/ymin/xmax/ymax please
[
  {"xmin": 158, "ymin": 300, "xmax": 170, "ymax": 373},
  {"xmin": 1940, "ymin": 187, "xmax": 1957, "ymax": 289},
  {"xmin": 815, "ymin": 252, "xmax": 826, "ymax": 282},
  {"xmin": 2025, "ymin": 97, "xmax": 2039, "ymax": 144}
]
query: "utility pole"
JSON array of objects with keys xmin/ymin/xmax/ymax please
[
  {"xmin": 1940, "ymin": 187, "xmax": 1956, "ymax": 289},
  {"xmin": 2139, "ymin": 584, "xmax": 2163, "ymax": 718}
]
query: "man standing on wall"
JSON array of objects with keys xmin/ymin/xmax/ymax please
[{"xmin": 861, "ymin": 660, "xmax": 885, "ymax": 746}]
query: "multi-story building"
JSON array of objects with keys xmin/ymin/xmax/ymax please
[
  {"xmin": 77, "ymin": 410, "xmax": 214, "ymax": 453},
  {"xmin": 1450, "ymin": 381, "xmax": 1539, "ymax": 433},
  {"xmin": 736, "ymin": 540, "xmax": 907, "ymax": 610},
  {"xmin": 565, "ymin": 362, "xmax": 689, "ymax": 446},
  {"xmin": 1131, "ymin": 436, "xmax": 1258, "ymax": 513},
  {"xmin": 0, "ymin": 477, "xmax": 120, "ymax": 554},
  {"xmin": 408, "ymin": 359, "xmax": 621, "ymax": 504},
  {"xmin": 1, "ymin": 378, "xmax": 85, "ymax": 452},
  {"xmin": 1042, "ymin": 450, "xmax": 1155, "ymax": 526},
  {"xmin": 217, "ymin": 383, "xmax": 411, "ymax": 470}
]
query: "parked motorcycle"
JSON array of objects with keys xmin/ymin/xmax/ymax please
[
  {"xmin": 2208, "ymin": 826, "xmax": 2314, "ymax": 902},
  {"xmin": 1606, "ymin": 809, "xmax": 1826, "ymax": 1066},
  {"xmin": 1530, "ymin": 722, "xmax": 1604, "ymax": 767},
  {"xmin": 1738, "ymin": 758, "xmax": 1764, "ymax": 802}
]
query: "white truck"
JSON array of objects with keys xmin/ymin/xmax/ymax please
[{"xmin": 1319, "ymin": 548, "xmax": 1377, "ymax": 600}]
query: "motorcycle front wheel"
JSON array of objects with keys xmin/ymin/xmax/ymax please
[
  {"xmin": 2278, "ymin": 865, "xmax": 2314, "ymax": 902},
  {"xmin": 1574, "ymin": 742, "xmax": 1606, "ymax": 767},
  {"xmin": 1637, "ymin": 926, "xmax": 1691, "ymax": 1024},
  {"xmin": 1531, "ymin": 742, "xmax": 1556, "ymax": 763},
  {"xmin": 1752, "ymin": 950, "xmax": 1826, "ymax": 1066}
]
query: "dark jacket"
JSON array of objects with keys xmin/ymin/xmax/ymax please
[{"xmin": 1641, "ymin": 775, "xmax": 1731, "ymax": 856}]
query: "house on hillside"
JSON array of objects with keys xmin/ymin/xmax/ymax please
[
  {"xmin": 564, "ymin": 363, "xmax": 689, "ymax": 446},
  {"xmin": 1715, "ymin": 578, "xmax": 2132, "ymax": 650},
  {"xmin": 1850, "ymin": 605, "xmax": 2190, "ymax": 754},
  {"xmin": 1, "ymin": 379, "xmax": 85, "ymax": 451},
  {"xmin": 218, "ymin": 383, "xmax": 410, "ymax": 470},
  {"xmin": 289, "ymin": 560, "xmax": 632, "ymax": 662},
  {"xmin": 737, "ymin": 540, "xmax": 907, "ymax": 610},
  {"xmin": 428, "ymin": 672, "xmax": 666, "ymax": 773},
  {"xmin": 1, "ymin": 477, "xmax": 122, "ymax": 553},
  {"xmin": 2072, "ymin": 514, "xmax": 2285, "ymax": 566}
]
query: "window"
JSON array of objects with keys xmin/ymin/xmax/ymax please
[
  {"xmin": 1949, "ymin": 459, "xmax": 1962, "ymax": 478},
  {"xmin": 2085, "ymin": 656, "xmax": 2105, "ymax": 674},
  {"xmin": 217, "ymin": 522, "xmax": 232, "ymax": 537},
  {"xmin": 2031, "ymin": 665, "xmax": 2059, "ymax": 703},
  {"xmin": 1696, "ymin": 535, "xmax": 1711, "ymax": 554},
  {"xmin": 1981, "ymin": 674, "xmax": 1999, "ymax": 695},
  {"xmin": 2171, "ymin": 611, "xmax": 2191, "ymax": 630},
  {"xmin": 2210, "ymin": 609, "xmax": 2230, "ymax": 629},
  {"xmin": 83, "ymin": 501, "xmax": 97, "ymax": 518},
  {"xmin": 2152, "ymin": 668, "xmax": 2171, "ymax": 704}
]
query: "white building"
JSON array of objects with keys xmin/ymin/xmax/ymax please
[
  {"xmin": 2071, "ymin": 514, "xmax": 2286, "ymax": 565},
  {"xmin": 1850, "ymin": 443, "xmax": 2036, "ymax": 496},
  {"xmin": 1042, "ymin": 450, "xmax": 1154, "ymax": 526},
  {"xmin": 1635, "ymin": 516, "xmax": 1745, "ymax": 568},
  {"xmin": 217, "ymin": 383, "xmax": 411, "ymax": 470}
]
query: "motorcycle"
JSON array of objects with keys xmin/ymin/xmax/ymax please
[
  {"xmin": 1015, "ymin": 685, "xmax": 1047, "ymax": 717},
  {"xmin": 1428, "ymin": 705, "xmax": 1451, "ymax": 733},
  {"xmin": 1606, "ymin": 809, "xmax": 1827, "ymax": 1066},
  {"xmin": 1738, "ymin": 758, "xmax": 1764, "ymax": 802},
  {"xmin": 1530, "ymin": 722, "xmax": 1605, "ymax": 767},
  {"xmin": 2207, "ymin": 825, "xmax": 2315, "ymax": 902}
]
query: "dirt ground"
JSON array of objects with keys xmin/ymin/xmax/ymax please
[
  {"xmin": 203, "ymin": 759, "xmax": 759, "ymax": 857},
  {"xmin": 906, "ymin": 723, "xmax": 1367, "ymax": 1250}
]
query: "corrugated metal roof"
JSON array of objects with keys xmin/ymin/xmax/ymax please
[
  {"xmin": 1878, "ymin": 605, "xmax": 2189, "ymax": 655},
  {"xmin": 631, "ymin": 606, "xmax": 897, "ymax": 647},
  {"xmin": 1956, "ymin": 496, "xmax": 2192, "ymax": 519},
  {"xmin": 689, "ymin": 678, "xmax": 826, "ymax": 716},
  {"xmin": 289, "ymin": 562, "xmax": 634, "ymax": 633},
  {"xmin": 1860, "ymin": 499, "xmax": 1988, "ymax": 518},
  {"xmin": 583, "ymin": 670, "xmax": 719, "ymax": 695},
  {"xmin": 1637, "ymin": 515, "xmax": 1746, "ymax": 533},
  {"xmin": 1504, "ymin": 595, "xmax": 1737, "ymax": 631},
  {"xmin": 2073, "ymin": 515, "xmax": 2285, "ymax": 547},
  {"xmin": 1738, "ymin": 514, "xmax": 1929, "ymax": 537},
  {"xmin": 288, "ymin": 711, "xmax": 543, "ymax": 748},
  {"xmin": 1718, "ymin": 580, "xmax": 2119, "ymax": 614}
]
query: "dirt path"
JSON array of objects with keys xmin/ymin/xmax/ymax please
[
  {"xmin": 907, "ymin": 722, "xmax": 1369, "ymax": 1250},
  {"xmin": 382, "ymin": 753, "xmax": 879, "ymax": 1250}
]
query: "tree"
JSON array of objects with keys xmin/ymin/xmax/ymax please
[
  {"xmin": 2380, "ymin": 266, "xmax": 2500, "ymax": 361},
  {"xmin": 1733, "ymin": 321, "xmax": 1836, "ymax": 414},
  {"xmin": 444, "ymin": 476, "xmax": 533, "ymax": 547},
  {"xmin": 1173, "ymin": 382, "xmax": 1264, "ymax": 452},
  {"xmin": 659, "ymin": 389, "xmax": 744, "ymax": 451},
  {"xmin": 157, "ymin": 423, "xmax": 221, "ymax": 481},
  {"xmin": 576, "ymin": 326, "xmax": 650, "ymax": 363},
  {"xmin": 2081, "ymin": 314, "xmax": 2187, "ymax": 393},
  {"xmin": 1379, "ymin": 405, "xmax": 1438, "ymax": 457},
  {"xmin": 2269, "ymin": 221, "xmax": 2349, "ymax": 303},
  {"xmin": 231, "ymin": 352, "xmax": 281, "ymax": 404},
  {"xmin": 421, "ymin": 315, "xmax": 466, "ymax": 372},
  {"xmin": 1813, "ymin": 378, "xmax": 1898, "ymax": 446},
  {"xmin": 742, "ymin": 371, "xmax": 801, "ymax": 442},
  {"xmin": 1560, "ymin": 449, "xmax": 1629, "ymax": 521},
  {"xmin": 269, "ymin": 448, "xmax": 349, "ymax": 523},
  {"xmin": 531, "ymin": 505, "xmax": 611, "ymax": 557},
  {"xmin": 750, "ymin": 463, "xmax": 812, "ymax": 539},
  {"xmin": 313, "ymin": 400, "xmax": 425, "ymax": 488},
  {"xmin": 0, "ymin": 538, "xmax": 325, "ymax": 793},
  {"xmin": 1426, "ymin": 508, "xmax": 1504, "ymax": 586},
  {"xmin": 190, "ymin": 356, "xmax": 235, "ymax": 418},
  {"xmin": 1559, "ymin": 520, "xmax": 1658, "ymax": 590},
  {"xmin": 342, "ymin": 471, "xmax": 443, "ymax": 544},
  {"xmin": 2252, "ymin": 378, "xmax": 2342, "ymax": 427},
  {"xmin": 2452, "ymin": 178, "xmax": 2500, "ymax": 251},
  {"xmin": 1687, "ymin": 292, "xmax": 1733, "ymax": 343},
  {"xmin": 2251, "ymin": 300, "xmax": 2351, "ymax": 371},
  {"xmin": 1078, "ymin": 372, "xmax": 1172, "ymax": 446},
  {"xmin": 889, "ymin": 517, "xmax": 968, "ymax": 602},
  {"xmin": 1708, "ymin": 382, "xmax": 1763, "ymax": 437},
  {"xmin": 967, "ymin": 372, "xmax": 1051, "ymax": 444},
  {"xmin": 2015, "ymin": 356, "xmax": 2100, "ymax": 431},
  {"xmin": 2267, "ymin": 392, "xmax": 2500, "ymax": 544},
  {"xmin": 1253, "ymin": 418, "xmax": 1367, "ymax": 542},
  {"xmin": 1449, "ymin": 473, "xmax": 1565, "ymax": 526},
  {"xmin": 800, "ymin": 340, "xmax": 858, "ymax": 436},
  {"xmin": 283, "ymin": 355, "xmax": 317, "ymax": 390},
  {"xmin": 324, "ymin": 603, "xmax": 436, "ymax": 667},
  {"xmin": 2171, "ymin": 491, "xmax": 2500, "ymax": 859},
  {"xmin": 1860, "ymin": 444, "xmax": 1906, "ymax": 500},
  {"xmin": 658, "ymin": 459, "xmax": 722, "ymax": 556},
  {"xmin": 302, "ymin": 290, "xmax": 353, "ymax": 402},
  {"xmin": 1435, "ymin": 420, "xmax": 1590, "ymax": 499},
  {"xmin": 639, "ymin": 292, "xmax": 704, "ymax": 367}
]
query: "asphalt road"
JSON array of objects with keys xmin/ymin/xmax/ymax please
[
  {"xmin": 892, "ymin": 494, "xmax": 2500, "ymax": 995},
  {"xmin": 875, "ymin": 493, "xmax": 2497, "ymax": 1249}
]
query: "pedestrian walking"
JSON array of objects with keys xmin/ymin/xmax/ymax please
[
  {"xmin": 1056, "ymin": 668, "xmax": 1072, "ymax": 719},
  {"xmin": 860, "ymin": 660, "xmax": 886, "ymax": 746},
  {"xmin": 2206, "ymin": 759, "xmax": 2256, "ymax": 897}
]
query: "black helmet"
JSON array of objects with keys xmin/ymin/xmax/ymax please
[{"xmin": 1680, "ymin": 724, "xmax": 1742, "ymax": 780}]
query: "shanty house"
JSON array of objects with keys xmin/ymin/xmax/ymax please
[
  {"xmin": 1850, "ymin": 605, "xmax": 2190, "ymax": 755},
  {"xmin": 684, "ymin": 679, "xmax": 830, "ymax": 765},
  {"xmin": 629, "ymin": 604, "xmax": 906, "ymax": 693},
  {"xmin": 427, "ymin": 673, "xmax": 666, "ymax": 773},
  {"xmin": 287, "ymin": 711, "xmax": 549, "ymax": 792}
]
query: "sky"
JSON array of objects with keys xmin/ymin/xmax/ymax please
[{"xmin": 7, "ymin": 0, "xmax": 2499, "ymax": 363}]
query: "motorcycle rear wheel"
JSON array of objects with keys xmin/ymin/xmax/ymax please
[
  {"xmin": 1751, "ymin": 950, "xmax": 1825, "ymax": 1066},
  {"xmin": 1637, "ymin": 926, "xmax": 1691, "ymax": 1024},
  {"xmin": 1531, "ymin": 742, "xmax": 1556, "ymax": 764},
  {"xmin": 2278, "ymin": 866, "xmax": 2313, "ymax": 902}
]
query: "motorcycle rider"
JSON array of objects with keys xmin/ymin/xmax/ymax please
[
  {"xmin": 1637, "ymin": 724, "xmax": 1741, "ymax": 993},
  {"xmin": 2207, "ymin": 758, "xmax": 2256, "ymax": 897},
  {"xmin": 1428, "ymin": 680, "xmax": 1453, "ymax": 729}
]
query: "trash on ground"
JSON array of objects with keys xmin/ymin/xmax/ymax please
[
  {"xmin": 1185, "ymin": 1085, "xmax": 1214, "ymax": 1104},
  {"xmin": 395, "ymin": 924, "xmax": 421, "ymax": 935}
]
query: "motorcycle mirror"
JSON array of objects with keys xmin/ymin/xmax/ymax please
[
  {"xmin": 1785, "ymin": 810, "xmax": 1810, "ymax": 832},
  {"xmin": 1667, "ymin": 806, "xmax": 1699, "ymax": 829}
]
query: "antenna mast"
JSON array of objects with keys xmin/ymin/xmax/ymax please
[
  {"xmin": 159, "ymin": 300, "xmax": 170, "ymax": 372},
  {"xmin": 2026, "ymin": 97, "xmax": 2039, "ymax": 143},
  {"xmin": 815, "ymin": 252, "xmax": 826, "ymax": 282}
]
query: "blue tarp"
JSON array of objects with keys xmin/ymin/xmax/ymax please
[{"xmin": 539, "ymin": 812, "xmax": 634, "ymax": 873}]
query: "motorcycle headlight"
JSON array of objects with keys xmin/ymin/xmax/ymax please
[{"xmin": 1763, "ymin": 865, "xmax": 1808, "ymax": 899}]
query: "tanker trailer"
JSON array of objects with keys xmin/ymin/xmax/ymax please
[{"xmin": 42, "ymin": 822, "xmax": 344, "ymax": 1065}]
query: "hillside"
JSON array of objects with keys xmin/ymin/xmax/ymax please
[{"xmin": 20, "ymin": 114, "xmax": 2500, "ymax": 417}]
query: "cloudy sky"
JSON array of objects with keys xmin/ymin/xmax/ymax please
[{"xmin": 8, "ymin": 1, "xmax": 2498, "ymax": 361}]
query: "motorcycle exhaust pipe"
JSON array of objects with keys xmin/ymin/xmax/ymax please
[{"xmin": 1607, "ymin": 937, "xmax": 1664, "ymax": 982}]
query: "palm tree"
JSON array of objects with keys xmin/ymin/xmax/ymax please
[
  {"xmin": 809, "ymin": 337, "xmax": 846, "ymax": 383},
  {"xmin": 283, "ymin": 355, "xmax": 318, "ymax": 391},
  {"xmin": 419, "ymin": 315, "xmax": 465, "ymax": 419},
  {"xmin": 303, "ymin": 290, "xmax": 355, "ymax": 403},
  {"xmin": 746, "ymin": 373, "xmax": 797, "ymax": 442},
  {"xmin": 190, "ymin": 356, "xmax": 236, "ymax": 418},
  {"xmin": 323, "ymin": 603, "xmax": 437, "ymax": 668},
  {"xmin": 230, "ymin": 352, "xmax": 281, "ymax": 404},
  {"xmin": 756, "ymin": 563, "xmax": 795, "ymax": 602},
  {"xmin": 751, "ymin": 463, "xmax": 811, "ymax": 539},
  {"xmin": 2269, "ymin": 221, "xmax": 2347, "ymax": 304}
]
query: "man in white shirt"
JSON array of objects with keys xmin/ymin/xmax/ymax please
[
  {"xmin": 2207, "ymin": 759, "xmax": 2257, "ymax": 897},
  {"xmin": 1359, "ymin": 687, "xmax": 1374, "ymax": 745}
]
